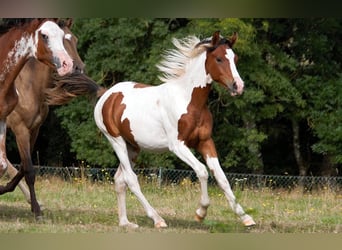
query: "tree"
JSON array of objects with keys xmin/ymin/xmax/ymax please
[{"xmin": 34, "ymin": 18, "xmax": 341, "ymax": 177}]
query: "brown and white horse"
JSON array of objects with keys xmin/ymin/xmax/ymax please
[
  {"xmin": 1, "ymin": 19, "xmax": 101, "ymax": 218},
  {"xmin": 0, "ymin": 18, "xmax": 73, "ymax": 218},
  {"xmin": 94, "ymin": 31, "xmax": 256, "ymax": 228}
]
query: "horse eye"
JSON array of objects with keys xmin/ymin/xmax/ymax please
[
  {"xmin": 216, "ymin": 57, "xmax": 223, "ymax": 63},
  {"xmin": 41, "ymin": 33, "xmax": 49, "ymax": 42}
]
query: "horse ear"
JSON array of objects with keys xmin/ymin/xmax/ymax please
[
  {"xmin": 65, "ymin": 18, "xmax": 73, "ymax": 28},
  {"xmin": 229, "ymin": 32, "xmax": 238, "ymax": 47},
  {"xmin": 211, "ymin": 30, "xmax": 221, "ymax": 46}
]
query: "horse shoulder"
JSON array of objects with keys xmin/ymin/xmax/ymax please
[{"xmin": 177, "ymin": 107, "xmax": 213, "ymax": 148}]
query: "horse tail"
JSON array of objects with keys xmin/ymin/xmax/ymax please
[
  {"xmin": 45, "ymin": 72, "xmax": 105, "ymax": 105},
  {"xmin": 96, "ymin": 86, "xmax": 107, "ymax": 98}
]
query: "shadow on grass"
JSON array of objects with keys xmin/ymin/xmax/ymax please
[
  {"xmin": 0, "ymin": 203, "xmax": 252, "ymax": 233},
  {"xmin": 0, "ymin": 204, "xmax": 33, "ymax": 221},
  {"xmin": 132, "ymin": 215, "xmax": 251, "ymax": 233}
]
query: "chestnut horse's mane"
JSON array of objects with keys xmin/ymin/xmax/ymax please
[
  {"xmin": 0, "ymin": 18, "xmax": 37, "ymax": 35},
  {"xmin": 0, "ymin": 18, "xmax": 71, "ymax": 35}
]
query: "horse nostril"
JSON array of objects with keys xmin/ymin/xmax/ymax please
[
  {"xmin": 232, "ymin": 81, "xmax": 237, "ymax": 91},
  {"xmin": 73, "ymin": 65, "xmax": 83, "ymax": 74}
]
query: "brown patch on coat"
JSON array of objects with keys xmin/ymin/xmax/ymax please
[
  {"xmin": 133, "ymin": 82, "xmax": 152, "ymax": 88},
  {"xmin": 177, "ymin": 85, "xmax": 217, "ymax": 158},
  {"xmin": 102, "ymin": 92, "xmax": 138, "ymax": 149}
]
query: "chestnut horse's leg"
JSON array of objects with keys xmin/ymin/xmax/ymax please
[
  {"xmin": 6, "ymin": 163, "xmax": 31, "ymax": 203},
  {"xmin": 198, "ymin": 138, "xmax": 256, "ymax": 227},
  {"xmin": 15, "ymin": 126, "xmax": 42, "ymax": 218},
  {"xmin": 109, "ymin": 136, "xmax": 167, "ymax": 228},
  {"xmin": 0, "ymin": 122, "xmax": 25, "ymax": 194},
  {"xmin": 0, "ymin": 120, "xmax": 8, "ymax": 177}
]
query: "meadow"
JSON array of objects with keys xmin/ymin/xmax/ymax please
[{"xmin": 0, "ymin": 175, "xmax": 340, "ymax": 233}]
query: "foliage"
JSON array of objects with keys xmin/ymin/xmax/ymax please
[{"xmin": 19, "ymin": 18, "xmax": 341, "ymax": 176}]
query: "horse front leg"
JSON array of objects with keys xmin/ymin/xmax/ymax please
[
  {"xmin": 170, "ymin": 141, "xmax": 211, "ymax": 222},
  {"xmin": 198, "ymin": 138, "xmax": 256, "ymax": 227},
  {"xmin": 6, "ymin": 162, "xmax": 31, "ymax": 203},
  {"xmin": 15, "ymin": 128, "xmax": 42, "ymax": 219}
]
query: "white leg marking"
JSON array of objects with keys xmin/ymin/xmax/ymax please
[
  {"xmin": 170, "ymin": 140, "xmax": 210, "ymax": 220},
  {"xmin": 114, "ymin": 166, "xmax": 138, "ymax": 228},
  {"xmin": 206, "ymin": 156, "xmax": 256, "ymax": 226},
  {"xmin": 107, "ymin": 135, "xmax": 167, "ymax": 228}
]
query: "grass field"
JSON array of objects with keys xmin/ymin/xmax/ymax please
[{"xmin": 0, "ymin": 176, "xmax": 341, "ymax": 233}]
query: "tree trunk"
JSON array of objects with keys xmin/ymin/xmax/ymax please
[{"xmin": 291, "ymin": 118, "xmax": 307, "ymax": 176}]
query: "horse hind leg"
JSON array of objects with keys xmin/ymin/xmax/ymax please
[
  {"xmin": 114, "ymin": 165, "xmax": 139, "ymax": 229},
  {"xmin": 0, "ymin": 120, "xmax": 8, "ymax": 177},
  {"xmin": 109, "ymin": 136, "xmax": 167, "ymax": 228}
]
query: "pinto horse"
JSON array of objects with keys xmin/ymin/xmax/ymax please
[
  {"xmin": 94, "ymin": 31, "xmax": 256, "ymax": 228},
  {"xmin": 0, "ymin": 19, "xmax": 102, "ymax": 218},
  {"xmin": 0, "ymin": 18, "xmax": 74, "ymax": 218}
]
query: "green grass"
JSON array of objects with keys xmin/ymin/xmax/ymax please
[{"xmin": 0, "ymin": 176, "xmax": 341, "ymax": 233}]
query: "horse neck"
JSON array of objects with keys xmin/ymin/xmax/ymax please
[
  {"xmin": 23, "ymin": 58, "xmax": 53, "ymax": 93},
  {"xmin": 168, "ymin": 52, "xmax": 212, "ymax": 107}
]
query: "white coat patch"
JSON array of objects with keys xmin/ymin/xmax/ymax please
[{"xmin": 64, "ymin": 34, "xmax": 72, "ymax": 40}]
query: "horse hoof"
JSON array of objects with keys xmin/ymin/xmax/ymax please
[
  {"xmin": 155, "ymin": 221, "xmax": 168, "ymax": 228},
  {"xmin": 242, "ymin": 215, "xmax": 256, "ymax": 227},
  {"xmin": 35, "ymin": 215, "xmax": 44, "ymax": 222},
  {"xmin": 194, "ymin": 213, "xmax": 205, "ymax": 222},
  {"xmin": 120, "ymin": 222, "xmax": 139, "ymax": 229}
]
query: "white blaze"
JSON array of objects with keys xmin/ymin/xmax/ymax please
[
  {"xmin": 225, "ymin": 49, "xmax": 244, "ymax": 94},
  {"xmin": 36, "ymin": 21, "xmax": 66, "ymax": 52}
]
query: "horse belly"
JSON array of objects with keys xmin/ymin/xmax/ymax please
[
  {"xmin": 121, "ymin": 90, "xmax": 169, "ymax": 151},
  {"xmin": 124, "ymin": 109, "xmax": 169, "ymax": 152}
]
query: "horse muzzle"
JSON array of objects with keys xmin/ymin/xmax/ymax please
[
  {"xmin": 226, "ymin": 77, "xmax": 244, "ymax": 96},
  {"xmin": 53, "ymin": 51, "xmax": 74, "ymax": 76}
]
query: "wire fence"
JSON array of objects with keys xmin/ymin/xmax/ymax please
[{"xmin": 32, "ymin": 165, "xmax": 342, "ymax": 192}]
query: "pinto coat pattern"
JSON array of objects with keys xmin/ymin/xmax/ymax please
[{"xmin": 94, "ymin": 31, "xmax": 255, "ymax": 228}]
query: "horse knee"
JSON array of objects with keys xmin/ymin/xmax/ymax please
[
  {"xmin": 115, "ymin": 179, "xmax": 127, "ymax": 193},
  {"xmin": 24, "ymin": 168, "xmax": 36, "ymax": 182},
  {"xmin": 196, "ymin": 168, "xmax": 208, "ymax": 182}
]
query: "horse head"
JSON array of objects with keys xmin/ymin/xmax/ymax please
[
  {"xmin": 34, "ymin": 19, "xmax": 74, "ymax": 76},
  {"xmin": 204, "ymin": 31, "xmax": 244, "ymax": 96},
  {"xmin": 58, "ymin": 18, "xmax": 85, "ymax": 74}
]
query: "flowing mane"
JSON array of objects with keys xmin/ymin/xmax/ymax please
[{"xmin": 157, "ymin": 36, "xmax": 208, "ymax": 82}]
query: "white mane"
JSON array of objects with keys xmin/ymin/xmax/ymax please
[{"xmin": 157, "ymin": 36, "xmax": 208, "ymax": 82}]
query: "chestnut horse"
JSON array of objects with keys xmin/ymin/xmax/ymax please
[
  {"xmin": 0, "ymin": 19, "xmax": 101, "ymax": 219},
  {"xmin": 0, "ymin": 18, "xmax": 74, "ymax": 218},
  {"xmin": 94, "ymin": 31, "xmax": 256, "ymax": 228}
]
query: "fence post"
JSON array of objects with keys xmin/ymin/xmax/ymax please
[{"xmin": 158, "ymin": 167, "xmax": 162, "ymax": 187}]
